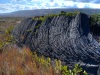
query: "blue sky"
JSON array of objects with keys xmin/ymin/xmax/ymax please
[{"xmin": 0, "ymin": 0, "xmax": 100, "ymax": 13}]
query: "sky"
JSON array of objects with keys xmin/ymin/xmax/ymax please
[{"xmin": 0, "ymin": 0, "xmax": 100, "ymax": 13}]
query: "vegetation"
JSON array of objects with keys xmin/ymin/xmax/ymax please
[
  {"xmin": 0, "ymin": 17, "xmax": 23, "ymax": 50},
  {"xmin": 90, "ymin": 14, "xmax": 100, "ymax": 26},
  {"xmin": 0, "ymin": 16, "xmax": 88, "ymax": 75},
  {"xmin": 2, "ymin": 13, "xmax": 99, "ymax": 75},
  {"xmin": 32, "ymin": 11, "xmax": 100, "ymax": 42},
  {"xmin": 32, "ymin": 11, "xmax": 80, "ymax": 32},
  {"xmin": 90, "ymin": 14, "xmax": 100, "ymax": 40},
  {"xmin": 59, "ymin": 11, "xmax": 80, "ymax": 17},
  {"xmin": 0, "ymin": 27, "xmax": 14, "ymax": 52},
  {"xmin": 32, "ymin": 11, "xmax": 81, "ymax": 22},
  {"xmin": 0, "ymin": 45, "xmax": 88, "ymax": 75},
  {"xmin": 32, "ymin": 11, "xmax": 100, "ymax": 29},
  {"xmin": 61, "ymin": 64, "xmax": 88, "ymax": 75},
  {"xmin": 2, "ymin": 12, "xmax": 100, "ymax": 75}
]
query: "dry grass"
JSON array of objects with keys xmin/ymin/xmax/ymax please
[{"xmin": 0, "ymin": 45, "xmax": 61, "ymax": 75}]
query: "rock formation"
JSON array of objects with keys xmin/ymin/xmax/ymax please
[{"xmin": 12, "ymin": 13, "xmax": 100, "ymax": 75}]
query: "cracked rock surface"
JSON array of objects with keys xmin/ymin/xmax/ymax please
[{"xmin": 12, "ymin": 13, "xmax": 100, "ymax": 75}]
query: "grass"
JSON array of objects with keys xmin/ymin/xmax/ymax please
[
  {"xmin": 0, "ymin": 45, "xmax": 88, "ymax": 75},
  {"xmin": 0, "ymin": 45, "xmax": 60, "ymax": 75},
  {"xmin": 0, "ymin": 17, "xmax": 23, "ymax": 50}
]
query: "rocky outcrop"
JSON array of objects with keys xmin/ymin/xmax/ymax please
[{"xmin": 12, "ymin": 13, "xmax": 100, "ymax": 75}]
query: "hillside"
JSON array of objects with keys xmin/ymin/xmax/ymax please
[{"xmin": 0, "ymin": 8, "xmax": 100, "ymax": 17}]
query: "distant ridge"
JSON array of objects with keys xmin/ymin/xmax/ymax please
[{"xmin": 0, "ymin": 8, "xmax": 100, "ymax": 17}]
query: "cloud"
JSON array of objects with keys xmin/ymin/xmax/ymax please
[
  {"xmin": 64, "ymin": 0, "xmax": 100, "ymax": 3},
  {"xmin": 0, "ymin": 3, "xmax": 41, "ymax": 13},
  {"xmin": 0, "ymin": 4, "xmax": 15, "ymax": 13},
  {"xmin": 49, "ymin": 0, "xmax": 54, "ymax": 2},
  {"xmin": 11, "ymin": 0, "xmax": 22, "ymax": 2},
  {"xmin": 87, "ymin": 3, "xmax": 100, "ymax": 8},
  {"xmin": 71, "ymin": 0, "xmax": 92, "ymax": 2},
  {"xmin": 31, "ymin": 0, "xmax": 40, "ymax": 2},
  {"xmin": 0, "ymin": 0, "xmax": 100, "ymax": 13},
  {"xmin": 80, "ymin": 0, "xmax": 90, "ymax": 2}
]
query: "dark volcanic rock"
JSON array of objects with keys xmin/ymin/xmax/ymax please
[
  {"xmin": 12, "ymin": 13, "xmax": 100, "ymax": 75},
  {"xmin": 97, "ymin": 66, "xmax": 100, "ymax": 75}
]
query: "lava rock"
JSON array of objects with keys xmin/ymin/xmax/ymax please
[
  {"xmin": 12, "ymin": 13, "xmax": 100, "ymax": 75},
  {"xmin": 97, "ymin": 65, "xmax": 100, "ymax": 75}
]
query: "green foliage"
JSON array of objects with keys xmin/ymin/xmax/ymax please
[
  {"xmin": 65, "ymin": 12, "xmax": 79, "ymax": 17},
  {"xmin": 73, "ymin": 64, "xmax": 82, "ymax": 73},
  {"xmin": 61, "ymin": 64, "xmax": 88, "ymax": 75},
  {"xmin": 32, "ymin": 14, "xmax": 58, "ymax": 22},
  {"xmin": 0, "ymin": 18, "xmax": 22, "ymax": 51},
  {"xmin": 5, "ymin": 26, "xmax": 14, "ymax": 43},
  {"xmin": 59, "ymin": 11, "xmax": 66, "ymax": 16},
  {"xmin": 39, "ymin": 16, "xmax": 47, "ymax": 22},
  {"xmin": 0, "ymin": 41, "xmax": 5, "ymax": 49},
  {"xmin": 61, "ymin": 66, "xmax": 69, "ymax": 75},
  {"xmin": 47, "ymin": 14, "xmax": 58, "ymax": 18},
  {"xmin": 34, "ymin": 24, "xmax": 41, "ymax": 29},
  {"xmin": 90, "ymin": 14, "xmax": 100, "ymax": 26},
  {"xmin": 32, "ymin": 11, "xmax": 80, "ymax": 26},
  {"xmin": 5, "ymin": 26, "xmax": 14, "ymax": 35},
  {"xmin": 26, "ymin": 29, "xmax": 32, "ymax": 32},
  {"xmin": 83, "ymin": 70, "xmax": 88, "ymax": 75},
  {"xmin": 59, "ymin": 11, "xmax": 80, "ymax": 17},
  {"xmin": 32, "ymin": 14, "xmax": 58, "ymax": 34},
  {"xmin": 33, "ymin": 16, "xmax": 47, "ymax": 22},
  {"xmin": 0, "ymin": 26, "xmax": 15, "ymax": 50}
]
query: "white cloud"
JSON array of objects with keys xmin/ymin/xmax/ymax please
[
  {"xmin": 88, "ymin": 3, "xmax": 100, "ymax": 8},
  {"xmin": 11, "ymin": 0, "xmax": 25, "ymax": 2},
  {"xmin": 62, "ymin": 1, "xmax": 75, "ymax": 7},
  {"xmin": 0, "ymin": 0, "xmax": 100, "ymax": 13},
  {"xmin": 31, "ymin": 0, "xmax": 40, "ymax": 2},
  {"xmin": 76, "ymin": 2, "xmax": 86, "ymax": 8},
  {"xmin": 0, "ymin": 3, "xmax": 41, "ymax": 13},
  {"xmin": 0, "ymin": 4, "xmax": 16, "ymax": 12}
]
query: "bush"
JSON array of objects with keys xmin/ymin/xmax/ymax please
[
  {"xmin": 61, "ymin": 64, "xmax": 88, "ymax": 75},
  {"xmin": 0, "ymin": 26, "xmax": 14, "ymax": 50},
  {"xmin": 90, "ymin": 14, "xmax": 100, "ymax": 26}
]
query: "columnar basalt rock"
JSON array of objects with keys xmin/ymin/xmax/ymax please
[{"xmin": 12, "ymin": 13, "xmax": 100, "ymax": 75}]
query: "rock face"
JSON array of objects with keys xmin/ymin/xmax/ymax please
[
  {"xmin": 97, "ymin": 66, "xmax": 100, "ymax": 75},
  {"xmin": 12, "ymin": 13, "xmax": 100, "ymax": 75}
]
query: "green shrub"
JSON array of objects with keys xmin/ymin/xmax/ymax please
[
  {"xmin": 90, "ymin": 14, "xmax": 100, "ymax": 26},
  {"xmin": 61, "ymin": 64, "xmax": 88, "ymax": 75},
  {"xmin": 26, "ymin": 29, "xmax": 32, "ymax": 32},
  {"xmin": 5, "ymin": 26, "xmax": 14, "ymax": 43},
  {"xmin": 59, "ymin": 11, "xmax": 80, "ymax": 17},
  {"xmin": 34, "ymin": 24, "xmax": 41, "ymax": 29},
  {"xmin": 0, "ymin": 25, "xmax": 15, "ymax": 50}
]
